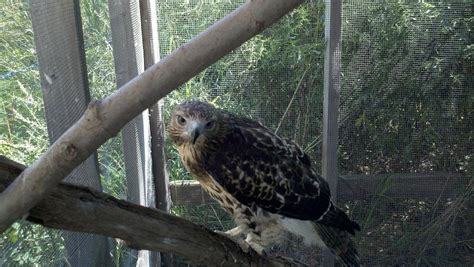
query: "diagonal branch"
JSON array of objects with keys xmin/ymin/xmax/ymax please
[
  {"xmin": 0, "ymin": 0, "xmax": 305, "ymax": 232},
  {"xmin": 0, "ymin": 156, "xmax": 305, "ymax": 266}
]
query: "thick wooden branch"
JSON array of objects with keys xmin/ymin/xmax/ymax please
[
  {"xmin": 0, "ymin": 0, "xmax": 305, "ymax": 232},
  {"xmin": 0, "ymin": 156, "xmax": 303, "ymax": 267}
]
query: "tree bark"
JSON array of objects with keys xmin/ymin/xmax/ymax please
[
  {"xmin": 0, "ymin": 0, "xmax": 304, "ymax": 234},
  {"xmin": 0, "ymin": 156, "xmax": 304, "ymax": 267}
]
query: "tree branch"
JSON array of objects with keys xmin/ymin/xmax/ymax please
[
  {"xmin": 0, "ymin": 156, "xmax": 304, "ymax": 266},
  {"xmin": 0, "ymin": 0, "xmax": 305, "ymax": 232}
]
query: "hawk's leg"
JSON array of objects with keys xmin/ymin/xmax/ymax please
[
  {"xmin": 225, "ymin": 225, "xmax": 245, "ymax": 237},
  {"xmin": 215, "ymin": 226, "xmax": 249, "ymax": 253},
  {"xmin": 245, "ymin": 231, "xmax": 267, "ymax": 255},
  {"xmin": 244, "ymin": 221, "xmax": 283, "ymax": 256}
]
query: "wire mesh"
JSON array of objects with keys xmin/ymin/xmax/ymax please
[
  {"xmin": 0, "ymin": 0, "xmax": 111, "ymax": 266},
  {"xmin": 31, "ymin": 0, "xmax": 109, "ymax": 266},
  {"xmin": 158, "ymin": 0, "xmax": 326, "ymax": 265},
  {"xmin": 0, "ymin": 1, "xmax": 65, "ymax": 264},
  {"xmin": 339, "ymin": 1, "xmax": 473, "ymax": 265},
  {"xmin": 83, "ymin": 0, "xmax": 149, "ymax": 266},
  {"xmin": 159, "ymin": 0, "xmax": 472, "ymax": 266},
  {"xmin": 1, "ymin": 0, "xmax": 471, "ymax": 266}
]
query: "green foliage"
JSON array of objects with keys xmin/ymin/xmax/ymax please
[
  {"xmin": 0, "ymin": 1, "xmax": 65, "ymax": 265},
  {"xmin": 338, "ymin": 2, "xmax": 473, "ymax": 265},
  {"xmin": 0, "ymin": 0, "xmax": 125, "ymax": 264},
  {"xmin": 80, "ymin": 0, "xmax": 116, "ymax": 99},
  {"xmin": 172, "ymin": 204, "xmax": 234, "ymax": 231},
  {"xmin": 159, "ymin": 0, "xmax": 327, "ymax": 181},
  {"xmin": 80, "ymin": 0, "xmax": 129, "ymax": 200},
  {"xmin": 0, "ymin": 0, "xmax": 47, "ymax": 164},
  {"xmin": 340, "ymin": 2, "xmax": 473, "ymax": 174},
  {"xmin": 0, "ymin": 223, "xmax": 65, "ymax": 265},
  {"xmin": 1, "ymin": 0, "xmax": 472, "ymax": 266}
]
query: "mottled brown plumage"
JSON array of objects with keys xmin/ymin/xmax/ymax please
[{"xmin": 168, "ymin": 101, "xmax": 361, "ymax": 266}]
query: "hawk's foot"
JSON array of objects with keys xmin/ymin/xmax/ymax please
[{"xmin": 215, "ymin": 229, "xmax": 250, "ymax": 253}]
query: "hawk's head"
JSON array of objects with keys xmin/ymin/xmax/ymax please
[{"xmin": 167, "ymin": 101, "xmax": 225, "ymax": 147}]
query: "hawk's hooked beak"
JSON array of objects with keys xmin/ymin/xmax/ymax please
[{"xmin": 187, "ymin": 121, "xmax": 204, "ymax": 145}]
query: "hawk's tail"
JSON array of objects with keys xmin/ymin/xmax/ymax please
[{"xmin": 313, "ymin": 219, "xmax": 361, "ymax": 266}]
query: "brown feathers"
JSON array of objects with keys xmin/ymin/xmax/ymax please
[
  {"xmin": 168, "ymin": 100, "xmax": 359, "ymax": 232},
  {"xmin": 168, "ymin": 101, "xmax": 361, "ymax": 266}
]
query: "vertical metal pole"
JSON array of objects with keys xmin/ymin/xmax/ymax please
[
  {"xmin": 322, "ymin": 0, "xmax": 342, "ymax": 266},
  {"xmin": 139, "ymin": 0, "xmax": 171, "ymax": 266},
  {"xmin": 108, "ymin": 0, "xmax": 155, "ymax": 266},
  {"xmin": 139, "ymin": 0, "xmax": 171, "ymax": 221}
]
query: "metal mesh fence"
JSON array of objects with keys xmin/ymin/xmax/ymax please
[
  {"xmin": 158, "ymin": 0, "xmax": 326, "ymax": 265},
  {"xmin": 85, "ymin": 0, "xmax": 151, "ymax": 265},
  {"xmin": 1, "ymin": 1, "xmax": 110, "ymax": 266},
  {"xmin": 0, "ymin": 1, "xmax": 63, "ymax": 265},
  {"xmin": 159, "ymin": 0, "xmax": 472, "ymax": 266},
  {"xmin": 30, "ymin": 1, "xmax": 108, "ymax": 264},
  {"xmin": 1, "ymin": 0, "xmax": 471, "ymax": 266},
  {"xmin": 339, "ymin": 1, "xmax": 472, "ymax": 265},
  {"xmin": 340, "ymin": 1, "xmax": 472, "ymax": 175},
  {"xmin": 158, "ymin": 0, "xmax": 326, "ymax": 171}
]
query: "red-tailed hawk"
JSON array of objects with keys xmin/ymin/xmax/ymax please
[{"xmin": 168, "ymin": 101, "xmax": 361, "ymax": 266}]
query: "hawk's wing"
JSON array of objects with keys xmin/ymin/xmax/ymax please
[{"xmin": 206, "ymin": 115, "xmax": 332, "ymax": 222}]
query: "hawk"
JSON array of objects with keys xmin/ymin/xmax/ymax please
[{"xmin": 168, "ymin": 101, "xmax": 361, "ymax": 266}]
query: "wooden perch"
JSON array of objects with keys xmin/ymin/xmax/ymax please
[
  {"xmin": 0, "ymin": 0, "xmax": 305, "ymax": 232},
  {"xmin": 0, "ymin": 156, "xmax": 304, "ymax": 267}
]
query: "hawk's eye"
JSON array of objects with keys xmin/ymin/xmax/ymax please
[
  {"xmin": 176, "ymin": 115, "xmax": 186, "ymax": 125},
  {"xmin": 205, "ymin": 120, "xmax": 215, "ymax": 129}
]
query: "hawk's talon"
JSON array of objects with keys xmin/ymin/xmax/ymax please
[
  {"xmin": 215, "ymin": 229, "xmax": 249, "ymax": 253},
  {"xmin": 225, "ymin": 225, "xmax": 245, "ymax": 237},
  {"xmin": 247, "ymin": 241, "xmax": 267, "ymax": 256}
]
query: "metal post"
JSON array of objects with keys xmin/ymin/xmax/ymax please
[
  {"xmin": 321, "ymin": 0, "xmax": 342, "ymax": 266},
  {"xmin": 108, "ymin": 0, "xmax": 155, "ymax": 266},
  {"xmin": 139, "ymin": 0, "xmax": 171, "ymax": 265}
]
